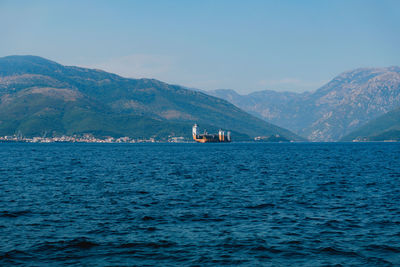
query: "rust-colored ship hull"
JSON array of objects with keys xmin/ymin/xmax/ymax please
[{"xmin": 193, "ymin": 135, "xmax": 228, "ymax": 143}]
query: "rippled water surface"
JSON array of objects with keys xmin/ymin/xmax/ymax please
[{"xmin": 1, "ymin": 143, "xmax": 400, "ymax": 266}]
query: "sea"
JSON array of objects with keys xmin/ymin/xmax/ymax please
[{"xmin": 1, "ymin": 142, "xmax": 400, "ymax": 266}]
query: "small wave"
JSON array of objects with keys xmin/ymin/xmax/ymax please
[
  {"xmin": 168, "ymin": 171, "xmax": 182, "ymax": 176},
  {"xmin": 0, "ymin": 210, "xmax": 31, "ymax": 218},
  {"xmin": 318, "ymin": 246, "xmax": 360, "ymax": 257},
  {"xmin": 0, "ymin": 249, "xmax": 30, "ymax": 260},
  {"xmin": 210, "ymin": 258, "xmax": 249, "ymax": 265},
  {"xmin": 70, "ymin": 159, "xmax": 82, "ymax": 165},
  {"xmin": 279, "ymin": 240, "xmax": 302, "ymax": 245},
  {"xmin": 34, "ymin": 238, "xmax": 98, "ymax": 252},
  {"xmin": 321, "ymin": 219, "xmax": 343, "ymax": 230},
  {"xmin": 365, "ymin": 256, "xmax": 395, "ymax": 266},
  {"xmin": 365, "ymin": 244, "xmax": 400, "ymax": 253},
  {"xmin": 141, "ymin": 216, "xmax": 155, "ymax": 221},
  {"xmin": 245, "ymin": 203, "xmax": 275, "ymax": 209},
  {"xmin": 251, "ymin": 245, "xmax": 283, "ymax": 254},
  {"xmin": 320, "ymin": 181, "xmax": 336, "ymax": 186},
  {"xmin": 69, "ymin": 239, "xmax": 98, "ymax": 249},
  {"xmin": 87, "ymin": 229, "xmax": 106, "ymax": 234},
  {"xmin": 373, "ymin": 220, "xmax": 400, "ymax": 226},
  {"xmin": 118, "ymin": 240, "xmax": 176, "ymax": 249},
  {"xmin": 281, "ymin": 251, "xmax": 308, "ymax": 257},
  {"xmin": 178, "ymin": 213, "xmax": 225, "ymax": 222}
]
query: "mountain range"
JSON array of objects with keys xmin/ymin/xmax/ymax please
[
  {"xmin": 0, "ymin": 55, "xmax": 302, "ymax": 141},
  {"xmin": 209, "ymin": 67, "xmax": 400, "ymax": 141}
]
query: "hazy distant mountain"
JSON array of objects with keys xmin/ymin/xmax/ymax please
[
  {"xmin": 209, "ymin": 67, "xmax": 400, "ymax": 141},
  {"xmin": 341, "ymin": 107, "xmax": 400, "ymax": 141},
  {"xmin": 0, "ymin": 55, "xmax": 303, "ymax": 140}
]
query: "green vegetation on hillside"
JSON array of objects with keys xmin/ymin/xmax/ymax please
[{"xmin": 0, "ymin": 55, "xmax": 304, "ymax": 141}]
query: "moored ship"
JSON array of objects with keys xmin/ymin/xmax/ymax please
[{"xmin": 192, "ymin": 124, "xmax": 231, "ymax": 143}]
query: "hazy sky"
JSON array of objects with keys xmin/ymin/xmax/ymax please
[{"xmin": 1, "ymin": 0, "xmax": 399, "ymax": 93}]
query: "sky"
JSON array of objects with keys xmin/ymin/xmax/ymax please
[{"xmin": 1, "ymin": 0, "xmax": 399, "ymax": 94}]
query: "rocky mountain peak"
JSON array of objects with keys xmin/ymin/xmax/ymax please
[{"xmin": 208, "ymin": 67, "xmax": 400, "ymax": 141}]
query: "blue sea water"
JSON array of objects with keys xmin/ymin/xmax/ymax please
[{"xmin": 0, "ymin": 142, "xmax": 400, "ymax": 266}]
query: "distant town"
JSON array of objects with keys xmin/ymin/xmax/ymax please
[
  {"xmin": 1, "ymin": 134, "xmax": 395, "ymax": 143},
  {"xmin": 0, "ymin": 134, "xmax": 189, "ymax": 143}
]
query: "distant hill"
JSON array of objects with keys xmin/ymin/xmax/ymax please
[
  {"xmin": 209, "ymin": 67, "xmax": 400, "ymax": 141},
  {"xmin": 340, "ymin": 107, "xmax": 400, "ymax": 141},
  {"xmin": 0, "ymin": 55, "xmax": 303, "ymax": 141}
]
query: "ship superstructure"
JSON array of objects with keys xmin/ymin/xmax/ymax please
[{"xmin": 192, "ymin": 124, "xmax": 231, "ymax": 143}]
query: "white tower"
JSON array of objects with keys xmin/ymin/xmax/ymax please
[{"xmin": 192, "ymin": 124, "xmax": 199, "ymax": 137}]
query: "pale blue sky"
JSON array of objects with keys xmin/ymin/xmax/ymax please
[{"xmin": 1, "ymin": 0, "xmax": 399, "ymax": 93}]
